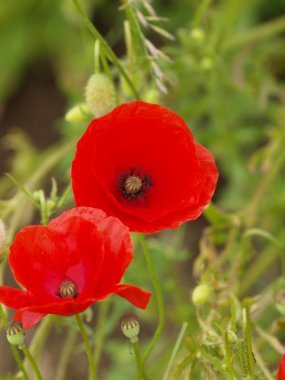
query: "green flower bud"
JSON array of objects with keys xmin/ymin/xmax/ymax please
[
  {"xmin": 65, "ymin": 103, "xmax": 90, "ymax": 122},
  {"xmin": 6, "ymin": 321, "xmax": 25, "ymax": 347},
  {"xmin": 192, "ymin": 284, "xmax": 211, "ymax": 305},
  {"xmin": 190, "ymin": 28, "xmax": 205, "ymax": 44},
  {"xmin": 85, "ymin": 74, "xmax": 116, "ymax": 118},
  {"xmin": 120, "ymin": 314, "xmax": 140, "ymax": 343}
]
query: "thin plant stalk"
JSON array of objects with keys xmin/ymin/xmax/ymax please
[
  {"xmin": 137, "ymin": 234, "xmax": 165, "ymax": 364},
  {"xmin": 55, "ymin": 328, "xmax": 77, "ymax": 380},
  {"xmin": 133, "ymin": 341, "xmax": 143, "ymax": 380},
  {"xmin": 72, "ymin": 0, "xmax": 140, "ymax": 100},
  {"xmin": 92, "ymin": 301, "xmax": 110, "ymax": 371},
  {"xmin": 75, "ymin": 314, "xmax": 97, "ymax": 380},
  {"xmin": 21, "ymin": 345, "xmax": 43, "ymax": 380},
  {"xmin": 224, "ymin": 332, "xmax": 235, "ymax": 380},
  {"xmin": 162, "ymin": 322, "xmax": 188, "ymax": 380}
]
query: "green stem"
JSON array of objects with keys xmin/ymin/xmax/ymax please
[
  {"xmin": 94, "ymin": 40, "xmax": 101, "ymax": 74},
  {"xmin": 162, "ymin": 322, "xmax": 188, "ymax": 380},
  {"xmin": 242, "ymin": 308, "xmax": 255, "ymax": 376},
  {"xmin": 224, "ymin": 332, "xmax": 235, "ymax": 380},
  {"xmin": 21, "ymin": 345, "xmax": 43, "ymax": 380},
  {"xmin": 27, "ymin": 315, "xmax": 53, "ymax": 363},
  {"xmin": 172, "ymin": 355, "xmax": 193, "ymax": 379},
  {"xmin": 244, "ymin": 147, "xmax": 285, "ymax": 228},
  {"xmin": 225, "ymin": 14, "xmax": 285, "ymax": 50},
  {"xmin": 92, "ymin": 301, "xmax": 110, "ymax": 372},
  {"xmin": 137, "ymin": 234, "xmax": 165, "ymax": 364},
  {"xmin": 72, "ymin": 0, "xmax": 140, "ymax": 100},
  {"xmin": 193, "ymin": 0, "xmax": 213, "ymax": 27},
  {"xmin": 55, "ymin": 328, "xmax": 77, "ymax": 380},
  {"xmin": 75, "ymin": 314, "xmax": 96, "ymax": 380},
  {"xmin": 0, "ymin": 305, "xmax": 29, "ymax": 380},
  {"xmin": 239, "ymin": 246, "xmax": 278, "ymax": 296},
  {"xmin": 133, "ymin": 340, "xmax": 143, "ymax": 380},
  {"xmin": 5, "ymin": 142, "xmax": 74, "ymax": 243}
]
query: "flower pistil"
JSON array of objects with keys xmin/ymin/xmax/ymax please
[
  {"xmin": 119, "ymin": 168, "xmax": 153, "ymax": 200},
  {"xmin": 59, "ymin": 281, "xmax": 78, "ymax": 299}
]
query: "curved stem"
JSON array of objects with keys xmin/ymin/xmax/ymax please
[
  {"xmin": 21, "ymin": 345, "xmax": 43, "ymax": 380},
  {"xmin": 72, "ymin": 0, "xmax": 140, "ymax": 100},
  {"xmin": 138, "ymin": 234, "xmax": 165, "ymax": 364},
  {"xmin": 75, "ymin": 314, "xmax": 97, "ymax": 380},
  {"xmin": 133, "ymin": 341, "xmax": 143, "ymax": 380}
]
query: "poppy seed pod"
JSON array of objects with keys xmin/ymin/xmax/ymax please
[
  {"xmin": 6, "ymin": 321, "xmax": 25, "ymax": 347},
  {"xmin": 85, "ymin": 73, "xmax": 116, "ymax": 118},
  {"xmin": 120, "ymin": 314, "xmax": 140, "ymax": 343}
]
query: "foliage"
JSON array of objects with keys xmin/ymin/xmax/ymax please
[{"xmin": 1, "ymin": 0, "xmax": 285, "ymax": 379}]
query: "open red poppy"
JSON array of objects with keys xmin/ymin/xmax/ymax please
[
  {"xmin": 0, "ymin": 208, "xmax": 151, "ymax": 329},
  {"xmin": 278, "ymin": 355, "xmax": 285, "ymax": 380},
  {"xmin": 72, "ymin": 101, "xmax": 218, "ymax": 233}
]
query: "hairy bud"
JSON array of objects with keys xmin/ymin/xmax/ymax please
[
  {"xmin": 192, "ymin": 284, "xmax": 211, "ymax": 305},
  {"xmin": 85, "ymin": 73, "xmax": 116, "ymax": 118}
]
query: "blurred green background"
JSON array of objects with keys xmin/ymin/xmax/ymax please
[{"xmin": 1, "ymin": 0, "xmax": 285, "ymax": 379}]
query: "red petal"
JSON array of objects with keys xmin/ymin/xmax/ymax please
[
  {"xmin": 72, "ymin": 101, "xmax": 218, "ymax": 233},
  {"xmin": 112, "ymin": 284, "xmax": 151, "ymax": 309},
  {"xmin": 50, "ymin": 208, "xmax": 134, "ymax": 291},
  {"xmin": 9, "ymin": 217, "xmax": 104, "ymax": 298},
  {"xmin": 0, "ymin": 286, "xmax": 37, "ymax": 309},
  {"xmin": 278, "ymin": 355, "xmax": 285, "ymax": 380},
  {"xmin": 13, "ymin": 310, "xmax": 46, "ymax": 330}
]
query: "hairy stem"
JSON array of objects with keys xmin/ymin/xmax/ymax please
[
  {"xmin": 21, "ymin": 345, "xmax": 43, "ymax": 380},
  {"xmin": 75, "ymin": 314, "xmax": 97, "ymax": 380},
  {"xmin": 137, "ymin": 234, "xmax": 165, "ymax": 364}
]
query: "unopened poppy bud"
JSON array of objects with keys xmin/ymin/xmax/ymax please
[
  {"xmin": 120, "ymin": 314, "xmax": 140, "ymax": 343},
  {"xmin": 65, "ymin": 103, "xmax": 90, "ymax": 122},
  {"xmin": 190, "ymin": 28, "xmax": 205, "ymax": 43},
  {"xmin": 0, "ymin": 219, "xmax": 7, "ymax": 256},
  {"xmin": 6, "ymin": 321, "xmax": 25, "ymax": 346},
  {"xmin": 192, "ymin": 284, "xmax": 211, "ymax": 305},
  {"xmin": 85, "ymin": 73, "xmax": 116, "ymax": 118}
]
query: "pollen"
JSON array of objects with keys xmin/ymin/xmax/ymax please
[
  {"xmin": 124, "ymin": 175, "xmax": 143, "ymax": 194},
  {"xmin": 59, "ymin": 281, "xmax": 78, "ymax": 299}
]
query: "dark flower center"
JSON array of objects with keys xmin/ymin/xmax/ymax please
[
  {"xmin": 118, "ymin": 168, "xmax": 153, "ymax": 200},
  {"xmin": 59, "ymin": 281, "xmax": 78, "ymax": 299}
]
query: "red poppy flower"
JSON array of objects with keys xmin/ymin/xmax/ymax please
[
  {"xmin": 0, "ymin": 207, "xmax": 151, "ymax": 329},
  {"xmin": 278, "ymin": 355, "xmax": 285, "ymax": 380},
  {"xmin": 72, "ymin": 101, "xmax": 218, "ymax": 233}
]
